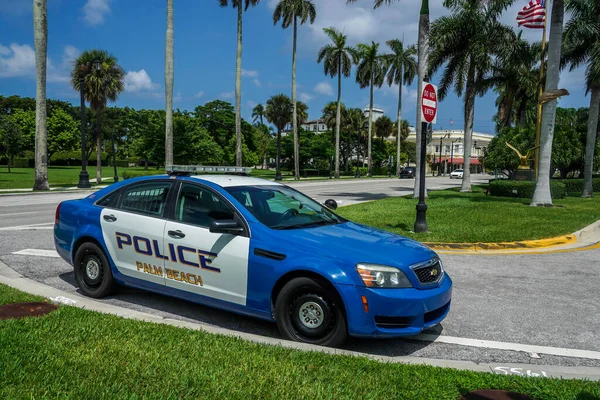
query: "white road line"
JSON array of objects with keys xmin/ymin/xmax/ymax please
[
  {"xmin": 0, "ymin": 212, "xmax": 39, "ymax": 217},
  {"xmin": 12, "ymin": 249, "xmax": 60, "ymax": 258},
  {"xmin": 0, "ymin": 222, "xmax": 54, "ymax": 231},
  {"xmin": 411, "ymin": 334, "xmax": 600, "ymax": 361}
]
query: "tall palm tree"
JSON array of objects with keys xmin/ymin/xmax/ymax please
[
  {"xmin": 273, "ymin": 0, "xmax": 316, "ymax": 180},
  {"xmin": 317, "ymin": 27, "xmax": 358, "ymax": 178},
  {"xmin": 375, "ymin": 115, "xmax": 393, "ymax": 145},
  {"xmin": 343, "ymin": 107, "xmax": 368, "ymax": 172},
  {"xmin": 220, "ymin": 0, "xmax": 261, "ymax": 167},
  {"xmin": 252, "ymin": 103, "xmax": 265, "ymax": 125},
  {"xmin": 384, "ymin": 39, "xmax": 417, "ymax": 176},
  {"xmin": 295, "ymin": 100, "xmax": 309, "ymax": 128},
  {"xmin": 265, "ymin": 94, "xmax": 293, "ymax": 181},
  {"xmin": 165, "ymin": 0, "xmax": 174, "ymax": 167},
  {"xmin": 355, "ymin": 41, "xmax": 386, "ymax": 176},
  {"xmin": 429, "ymin": 0, "xmax": 513, "ymax": 192},
  {"xmin": 70, "ymin": 50, "xmax": 125, "ymax": 184},
  {"xmin": 532, "ymin": 0, "xmax": 566, "ymax": 206},
  {"xmin": 563, "ymin": 0, "xmax": 600, "ymax": 198},
  {"xmin": 33, "ymin": 0, "xmax": 49, "ymax": 190}
]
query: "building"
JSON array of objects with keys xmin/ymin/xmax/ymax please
[
  {"xmin": 363, "ymin": 107, "xmax": 384, "ymax": 122},
  {"xmin": 404, "ymin": 129, "xmax": 494, "ymax": 174},
  {"xmin": 301, "ymin": 119, "xmax": 329, "ymax": 133}
]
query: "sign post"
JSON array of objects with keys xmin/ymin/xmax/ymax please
[{"xmin": 415, "ymin": 80, "xmax": 438, "ymax": 233}]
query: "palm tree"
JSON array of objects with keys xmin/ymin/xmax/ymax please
[
  {"xmin": 429, "ymin": 1, "xmax": 513, "ymax": 192},
  {"xmin": 375, "ymin": 115, "xmax": 393, "ymax": 145},
  {"xmin": 343, "ymin": 107, "xmax": 368, "ymax": 174},
  {"xmin": 355, "ymin": 41, "xmax": 386, "ymax": 177},
  {"xmin": 252, "ymin": 103, "xmax": 265, "ymax": 125},
  {"xmin": 165, "ymin": 0, "xmax": 174, "ymax": 167},
  {"xmin": 70, "ymin": 50, "xmax": 125, "ymax": 184},
  {"xmin": 384, "ymin": 39, "xmax": 417, "ymax": 176},
  {"xmin": 33, "ymin": 0, "xmax": 49, "ymax": 190},
  {"xmin": 273, "ymin": 0, "xmax": 316, "ymax": 180},
  {"xmin": 295, "ymin": 100, "xmax": 309, "ymax": 128},
  {"xmin": 317, "ymin": 27, "xmax": 358, "ymax": 178},
  {"xmin": 265, "ymin": 94, "xmax": 293, "ymax": 181},
  {"xmin": 532, "ymin": 0, "xmax": 566, "ymax": 206},
  {"xmin": 219, "ymin": 0, "xmax": 261, "ymax": 167},
  {"xmin": 563, "ymin": 0, "xmax": 600, "ymax": 198}
]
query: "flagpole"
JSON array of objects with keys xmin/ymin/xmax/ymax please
[{"xmin": 534, "ymin": 0, "xmax": 549, "ymax": 180}]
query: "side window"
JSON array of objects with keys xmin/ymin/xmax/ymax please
[
  {"xmin": 176, "ymin": 183, "xmax": 235, "ymax": 228},
  {"xmin": 119, "ymin": 182, "xmax": 172, "ymax": 217}
]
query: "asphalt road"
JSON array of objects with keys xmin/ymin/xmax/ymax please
[{"xmin": 1, "ymin": 176, "xmax": 598, "ymax": 370}]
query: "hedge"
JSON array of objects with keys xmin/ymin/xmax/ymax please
[
  {"xmin": 122, "ymin": 170, "xmax": 165, "ymax": 180},
  {"xmin": 489, "ymin": 180, "xmax": 566, "ymax": 199},
  {"xmin": 50, "ymin": 151, "xmax": 109, "ymax": 166},
  {"xmin": 558, "ymin": 178, "xmax": 600, "ymax": 195}
]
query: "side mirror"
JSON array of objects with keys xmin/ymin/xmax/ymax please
[
  {"xmin": 210, "ymin": 220, "xmax": 244, "ymax": 235},
  {"xmin": 324, "ymin": 199, "xmax": 338, "ymax": 210}
]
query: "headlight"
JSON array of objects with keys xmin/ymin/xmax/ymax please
[{"xmin": 356, "ymin": 263, "xmax": 412, "ymax": 288}]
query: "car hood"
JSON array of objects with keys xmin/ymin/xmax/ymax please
[{"xmin": 268, "ymin": 221, "xmax": 437, "ymax": 269}]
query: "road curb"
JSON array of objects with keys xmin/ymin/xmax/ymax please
[{"xmin": 1, "ymin": 260, "xmax": 599, "ymax": 381}]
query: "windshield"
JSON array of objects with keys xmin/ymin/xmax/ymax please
[{"xmin": 225, "ymin": 185, "xmax": 344, "ymax": 230}]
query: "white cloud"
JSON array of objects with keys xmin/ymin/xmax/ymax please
[
  {"xmin": 314, "ymin": 81, "xmax": 334, "ymax": 96},
  {"xmin": 253, "ymin": 78, "xmax": 262, "ymax": 87},
  {"xmin": 174, "ymin": 91, "xmax": 183, "ymax": 103},
  {"xmin": 0, "ymin": 43, "xmax": 35, "ymax": 78},
  {"xmin": 241, "ymin": 69, "xmax": 259, "ymax": 77},
  {"xmin": 83, "ymin": 0, "xmax": 111, "ymax": 27},
  {"xmin": 299, "ymin": 92, "xmax": 315, "ymax": 103},
  {"xmin": 194, "ymin": 91, "xmax": 205, "ymax": 98},
  {"xmin": 125, "ymin": 69, "xmax": 159, "ymax": 92},
  {"xmin": 220, "ymin": 91, "xmax": 235, "ymax": 99},
  {"xmin": 0, "ymin": 45, "xmax": 11, "ymax": 56}
]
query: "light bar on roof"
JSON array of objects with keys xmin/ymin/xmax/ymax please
[{"xmin": 166, "ymin": 165, "xmax": 253, "ymax": 174}]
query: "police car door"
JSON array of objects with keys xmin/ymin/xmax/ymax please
[
  {"xmin": 163, "ymin": 182, "xmax": 250, "ymax": 306},
  {"xmin": 100, "ymin": 180, "xmax": 173, "ymax": 286}
]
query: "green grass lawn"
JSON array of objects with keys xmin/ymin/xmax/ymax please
[
  {"xmin": 0, "ymin": 284, "xmax": 598, "ymax": 399},
  {"xmin": 337, "ymin": 186, "xmax": 600, "ymax": 243}
]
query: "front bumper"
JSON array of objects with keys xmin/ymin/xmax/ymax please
[{"xmin": 337, "ymin": 274, "xmax": 452, "ymax": 338}]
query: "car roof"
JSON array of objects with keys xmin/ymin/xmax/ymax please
[{"xmin": 189, "ymin": 174, "xmax": 283, "ymax": 188}]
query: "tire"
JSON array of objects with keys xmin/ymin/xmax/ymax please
[
  {"xmin": 275, "ymin": 277, "xmax": 347, "ymax": 347},
  {"xmin": 73, "ymin": 242, "xmax": 116, "ymax": 298}
]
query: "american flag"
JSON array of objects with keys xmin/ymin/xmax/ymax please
[{"xmin": 516, "ymin": 0, "xmax": 546, "ymax": 29}]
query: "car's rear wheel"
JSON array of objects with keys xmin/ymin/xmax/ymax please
[
  {"xmin": 275, "ymin": 277, "xmax": 347, "ymax": 347},
  {"xmin": 73, "ymin": 242, "xmax": 116, "ymax": 298}
]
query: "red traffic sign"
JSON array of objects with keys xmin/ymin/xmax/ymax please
[{"xmin": 421, "ymin": 82, "xmax": 438, "ymax": 124}]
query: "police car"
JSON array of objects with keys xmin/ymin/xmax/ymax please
[{"xmin": 54, "ymin": 165, "xmax": 452, "ymax": 347}]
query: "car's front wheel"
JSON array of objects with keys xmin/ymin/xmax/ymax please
[
  {"xmin": 275, "ymin": 277, "xmax": 347, "ymax": 347},
  {"xmin": 73, "ymin": 242, "xmax": 116, "ymax": 298}
]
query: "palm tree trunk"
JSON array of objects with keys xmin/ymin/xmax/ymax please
[
  {"xmin": 165, "ymin": 0, "xmax": 174, "ymax": 168},
  {"xmin": 582, "ymin": 85, "xmax": 599, "ymax": 197},
  {"xmin": 414, "ymin": 0, "xmax": 429, "ymax": 198},
  {"xmin": 461, "ymin": 62, "xmax": 475, "ymax": 193},
  {"xmin": 396, "ymin": 78, "xmax": 403, "ymax": 176},
  {"xmin": 532, "ymin": 0, "xmax": 564, "ymax": 206},
  {"xmin": 95, "ymin": 113, "xmax": 102, "ymax": 183},
  {"xmin": 334, "ymin": 57, "xmax": 342, "ymax": 179},
  {"xmin": 292, "ymin": 15, "xmax": 299, "ymax": 180},
  {"xmin": 235, "ymin": 4, "xmax": 243, "ymax": 167},
  {"xmin": 367, "ymin": 75, "xmax": 374, "ymax": 177},
  {"xmin": 33, "ymin": 0, "xmax": 49, "ymax": 191}
]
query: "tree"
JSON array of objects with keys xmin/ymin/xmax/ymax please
[
  {"xmin": 219, "ymin": 0, "xmax": 261, "ymax": 167},
  {"xmin": 384, "ymin": 39, "xmax": 417, "ymax": 175},
  {"xmin": 563, "ymin": 0, "xmax": 600, "ymax": 197},
  {"xmin": 429, "ymin": 0, "xmax": 513, "ymax": 192},
  {"xmin": 317, "ymin": 27, "xmax": 358, "ymax": 178},
  {"xmin": 252, "ymin": 103, "xmax": 265, "ymax": 125},
  {"xmin": 33, "ymin": 0, "xmax": 49, "ymax": 190},
  {"xmin": 0, "ymin": 116, "xmax": 22, "ymax": 173},
  {"xmin": 273, "ymin": 0, "xmax": 316, "ymax": 180},
  {"xmin": 71, "ymin": 50, "xmax": 125, "ymax": 184},
  {"xmin": 295, "ymin": 100, "xmax": 309, "ymax": 128},
  {"xmin": 355, "ymin": 41, "xmax": 386, "ymax": 177},
  {"xmin": 374, "ymin": 115, "xmax": 393, "ymax": 145},
  {"xmin": 265, "ymin": 94, "xmax": 293, "ymax": 180},
  {"xmin": 165, "ymin": 0, "xmax": 174, "ymax": 167},
  {"xmin": 343, "ymin": 107, "xmax": 368, "ymax": 170},
  {"xmin": 532, "ymin": 0, "xmax": 565, "ymax": 206}
]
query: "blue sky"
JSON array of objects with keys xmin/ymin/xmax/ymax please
[{"xmin": 0, "ymin": 0, "xmax": 590, "ymax": 134}]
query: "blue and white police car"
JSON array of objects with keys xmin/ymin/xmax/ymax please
[{"xmin": 54, "ymin": 165, "xmax": 452, "ymax": 347}]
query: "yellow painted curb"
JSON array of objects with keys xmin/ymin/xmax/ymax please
[
  {"xmin": 434, "ymin": 241, "xmax": 600, "ymax": 256},
  {"xmin": 423, "ymin": 234, "xmax": 577, "ymax": 251}
]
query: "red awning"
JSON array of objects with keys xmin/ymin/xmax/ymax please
[{"xmin": 433, "ymin": 157, "xmax": 480, "ymax": 165}]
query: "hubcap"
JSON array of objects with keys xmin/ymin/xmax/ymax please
[
  {"xmin": 86, "ymin": 259, "xmax": 100, "ymax": 280},
  {"xmin": 298, "ymin": 301, "xmax": 324, "ymax": 328}
]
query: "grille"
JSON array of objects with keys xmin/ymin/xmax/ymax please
[
  {"xmin": 374, "ymin": 316, "xmax": 412, "ymax": 329},
  {"xmin": 413, "ymin": 260, "xmax": 443, "ymax": 284}
]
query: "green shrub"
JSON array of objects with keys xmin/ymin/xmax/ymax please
[
  {"xmin": 12, "ymin": 158, "xmax": 33, "ymax": 168},
  {"xmin": 559, "ymin": 178, "xmax": 600, "ymax": 195},
  {"xmin": 489, "ymin": 180, "xmax": 566, "ymax": 199},
  {"xmin": 122, "ymin": 170, "xmax": 165, "ymax": 180},
  {"xmin": 50, "ymin": 151, "xmax": 109, "ymax": 166}
]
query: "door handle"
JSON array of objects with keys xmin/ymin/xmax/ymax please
[
  {"xmin": 103, "ymin": 214, "xmax": 117, "ymax": 222},
  {"xmin": 168, "ymin": 230, "xmax": 186, "ymax": 239}
]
